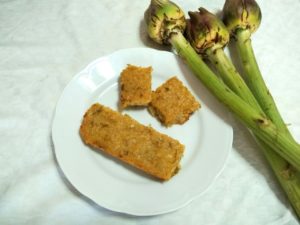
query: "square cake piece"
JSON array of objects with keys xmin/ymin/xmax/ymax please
[
  {"xmin": 120, "ymin": 64, "xmax": 152, "ymax": 108},
  {"xmin": 80, "ymin": 103, "xmax": 184, "ymax": 180},
  {"xmin": 149, "ymin": 77, "xmax": 200, "ymax": 126}
]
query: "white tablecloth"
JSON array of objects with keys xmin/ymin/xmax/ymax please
[{"xmin": 1, "ymin": 0, "xmax": 300, "ymax": 224}]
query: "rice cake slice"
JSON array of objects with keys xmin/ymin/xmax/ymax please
[
  {"xmin": 149, "ymin": 77, "xmax": 200, "ymax": 126},
  {"xmin": 80, "ymin": 103, "xmax": 184, "ymax": 180},
  {"xmin": 120, "ymin": 64, "xmax": 152, "ymax": 108}
]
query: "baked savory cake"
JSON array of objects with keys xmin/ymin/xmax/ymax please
[
  {"xmin": 149, "ymin": 77, "xmax": 200, "ymax": 126},
  {"xmin": 79, "ymin": 103, "xmax": 184, "ymax": 180},
  {"xmin": 120, "ymin": 64, "xmax": 152, "ymax": 108}
]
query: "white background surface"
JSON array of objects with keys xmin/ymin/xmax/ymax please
[{"xmin": 1, "ymin": 0, "xmax": 300, "ymax": 224}]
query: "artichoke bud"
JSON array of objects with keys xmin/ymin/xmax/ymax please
[
  {"xmin": 223, "ymin": 0, "xmax": 262, "ymax": 35},
  {"xmin": 186, "ymin": 8, "xmax": 230, "ymax": 54},
  {"xmin": 144, "ymin": 0, "xmax": 186, "ymax": 44}
]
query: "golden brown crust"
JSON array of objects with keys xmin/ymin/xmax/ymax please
[
  {"xmin": 149, "ymin": 77, "xmax": 201, "ymax": 126},
  {"xmin": 80, "ymin": 103, "xmax": 184, "ymax": 180},
  {"xmin": 120, "ymin": 64, "xmax": 152, "ymax": 108}
]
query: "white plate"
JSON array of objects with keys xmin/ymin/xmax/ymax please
[{"xmin": 52, "ymin": 47, "xmax": 233, "ymax": 216}]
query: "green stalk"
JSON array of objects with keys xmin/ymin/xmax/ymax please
[
  {"xmin": 145, "ymin": 0, "xmax": 300, "ymax": 217},
  {"xmin": 221, "ymin": 0, "xmax": 300, "ymax": 215},
  {"xmin": 207, "ymin": 47, "xmax": 300, "ymax": 217},
  {"xmin": 235, "ymin": 29, "xmax": 293, "ymax": 138},
  {"xmin": 170, "ymin": 32, "xmax": 300, "ymax": 171},
  {"xmin": 233, "ymin": 31, "xmax": 300, "ymax": 215},
  {"xmin": 259, "ymin": 140, "xmax": 300, "ymax": 217},
  {"xmin": 207, "ymin": 48, "xmax": 261, "ymax": 110}
]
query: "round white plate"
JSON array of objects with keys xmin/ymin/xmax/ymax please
[{"xmin": 52, "ymin": 47, "xmax": 233, "ymax": 216}]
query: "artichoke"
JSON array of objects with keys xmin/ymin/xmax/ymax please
[
  {"xmin": 223, "ymin": 0, "xmax": 300, "ymax": 217},
  {"xmin": 186, "ymin": 8, "xmax": 229, "ymax": 54},
  {"xmin": 143, "ymin": 0, "xmax": 300, "ymax": 218},
  {"xmin": 143, "ymin": 0, "xmax": 300, "ymax": 177},
  {"xmin": 223, "ymin": 0, "xmax": 262, "ymax": 35},
  {"xmin": 144, "ymin": 0, "xmax": 186, "ymax": 44}
]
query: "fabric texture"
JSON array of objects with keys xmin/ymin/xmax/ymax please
[{"xmin": 0, "ymin": 0, "xmax": 300, "ymax": 224}]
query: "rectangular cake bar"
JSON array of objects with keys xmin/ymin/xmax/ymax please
[{"xmin": 80, "ymin": 103, "xmax": 184, "ymax": 180}]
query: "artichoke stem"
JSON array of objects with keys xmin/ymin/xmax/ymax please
[
  {"xmin": 168, "ymin": 32, "xmax": 300, "ymax": 172},
  {"xmin": 235, "ymin": 29, "xmax": 295, "ymax": 140},
  {"xmin": 205, "ymin": 45, "xmax": 300, "ymax": 217},
  {"xmin": 256, "ymin": 137, "xmax": 300, "ymax": 218},
  {"xmin": 207, "ymin": 47, "xmax": 262, "ymax": 111},
  {"xmin": 222, "ymin": 0, "xmax": 300, "ymax": 216},
  {"xmin": 233, "ymin": 29, "xmax": 300, "ymax": 216}
]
